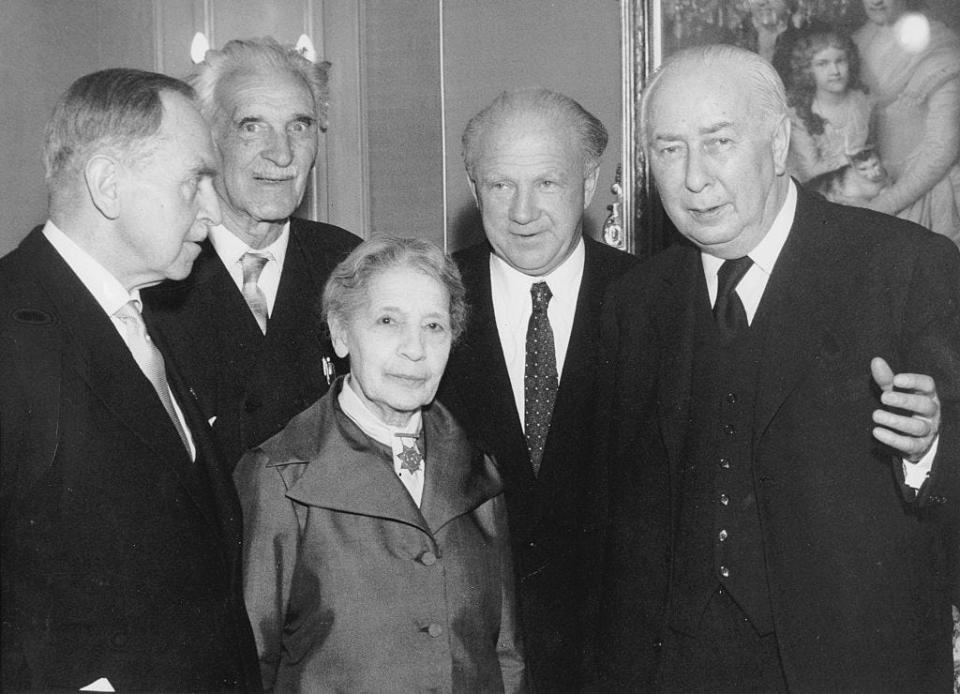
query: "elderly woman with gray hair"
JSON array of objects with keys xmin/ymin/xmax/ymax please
[{"xmin": 234, "ymin": 236, "xmax": 526, "ymax": 693}]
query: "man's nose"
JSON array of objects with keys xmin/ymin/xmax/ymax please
[
  {"xmin": 509, "ymin": 187, "xmax": 538, "ymax": 224},
  {"xmin": 263, "ymin": 130, "xmax": 294, "ymax": 167},
  {"xmin": 197, "ymin": 178, "xmax": 222, "ymax": 228},
  {"xmin": 684, "ymin": 149, "xmax": 710, "ymax": 193}
]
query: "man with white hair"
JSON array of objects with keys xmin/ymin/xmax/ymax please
[
  {"xmin": 145, "ymin": 37, "xmax": 360, "ymax": 468},
  {"xmin": 598, "ymin": 44, "xmax": 959, "ymax": 692}
]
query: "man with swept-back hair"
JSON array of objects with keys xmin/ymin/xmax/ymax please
[
  {"xmin": 145, "ymin": 37, "xmax": 359, "ymax": 469},
  {"xmin": 437, "ymin": 88, "xmax": 638, "ymax": 692},
  {"xmin": 0, "ymin": 68, "xmax": 260, "ymax": 692},
  {"xmin": 599, "ymin": 44, "xmax": 959, "ymax": 691}
]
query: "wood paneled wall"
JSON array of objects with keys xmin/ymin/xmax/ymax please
[{"xmin": 1, "ymin": 0, "xmax": 622, "ymax": 256}]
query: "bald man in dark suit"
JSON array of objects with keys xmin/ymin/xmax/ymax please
[
  {"xmin": 1, "ymin": 69, "xmax": 259, "ymax": 692},
  {"xmin": 438, "ymin": 89, "xmax": 639, "ymax": 692}
]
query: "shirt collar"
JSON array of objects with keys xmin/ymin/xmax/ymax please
[
  {"xmin": 489, "ymin": 237, "xmax": 585, "ymax": 322},
  {"xmin": 209, "ymin": 220, "xmax": 290, "ymax": 267},
  {"xmin": 701, "ymin": 179, "xmax": 797, "ymax": 278},
  {"xmin": 42, "ymin": 220, "xmax": 140, "ymax": 316},
  {"xmin": 338, "ymin": 374, "xmax": 423, "ymax": 448}
]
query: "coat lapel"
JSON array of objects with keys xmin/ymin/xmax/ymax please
[
  {"xmin": 271, "ymin": 396, "xmax": 428, "ymax": 531},
  {"xmin": 418, "ymin": 402, "xmax": 503, "ymax": 533},
  {"xmin": 751, "ymin": 191, "xmax": 842, "ymax": 442},
  {"xmin": 254, "ymin": 226, "xmax": 328, "ymax": 382},
  {"xmin": 655, "ymin": 247, "xmax": 701, "ymax": 467},
  {"xmin": 265, "ymin": 389, "xmax": 503, "ymax": 535},
  {"xmin": 449, "ymin": 248, "xmax": 529, "ymax": 472},
  {"xmin": 28, "ymin": 233, "xmax": 221, "ymax": 528}
]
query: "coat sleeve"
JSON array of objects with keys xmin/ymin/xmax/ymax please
[
  {"xmin": 234, "ymin": 451, "xmax": 304, "ymax": 692},
  {"xmin": 491, "ymin": 491, "xmax": 528, "ymax": 694},
  {"xmin": 899, "ymin": 235, "xmax": 960, "ymax": 510}
]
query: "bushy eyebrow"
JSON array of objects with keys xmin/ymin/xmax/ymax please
[
  {"xmin": 654, "ymin": 121, "xmax": 735, "ymax": 142},
  {"xmin": 236, "ymin": 113, "xmax": 316, "ymax": 126}
]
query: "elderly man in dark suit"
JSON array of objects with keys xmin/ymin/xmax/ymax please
[
  {"xmin": 437, "ymin": 89, "xmax": 639, "ymax": 692},
  {"xmin": 0, "ymin": 69, "xmax": 260, "ymax": 692},
  {"xmin": 598, "ymin": 45, "xmax": 959, "ymax": 692},
  {"xmin": 144, "ymin": 38, "xmax": 359, "ymax": 468}
]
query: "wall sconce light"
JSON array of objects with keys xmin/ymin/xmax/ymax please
[
  {"xmin": 295, "ymin": 34, "xmax": 316, "ymax": 62},
  {"xmin": 190, "ymin": 32, "xmax": 210, "ymax": 64}
]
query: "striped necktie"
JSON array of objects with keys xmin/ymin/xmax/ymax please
[{"xmin": 114, "ymin": 300, "xmax": 191, "ymax": 455}]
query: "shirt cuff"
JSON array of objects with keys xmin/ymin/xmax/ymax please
[{"xmin": 902, "ymin": 434, "xmax": 938, "ymax": 490}]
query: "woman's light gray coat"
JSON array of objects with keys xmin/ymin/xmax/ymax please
[{"xmin": 235, "ymin": 380, "xmax": 526, "ymax": 693}]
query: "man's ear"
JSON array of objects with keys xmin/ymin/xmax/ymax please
[
  {"xmin": 771, "ymin": 115, "xmax": 791, "ymax": 176},
  {"xmin": 328, "ymin": 315, "xmax": 350, "ymax": 359},
  {"xmin": 583, "ymin": 163, "xmax": 601, "ymax": 209},
  {"xmin": 84, "ymin": 154, "xmax": 121, "ymax": 220}
]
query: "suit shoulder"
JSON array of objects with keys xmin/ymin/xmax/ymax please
[
  {"xmin": 290, "ymin": 217, "xmax": 362, "ymax": 256},
  {"xmin": 608, "ymin": 244, "xmax": 687, "ymax": 296},
  {"xmin": 0, "ymin": 242, "xmax": 50, "ymax": 312},
  {"xmin": 451, "ymin": 242, "xmax": 491, "ymax": 269},
  {"xmin": 584, "ymin": 236, "xmax": 642, "ymax": 280}
]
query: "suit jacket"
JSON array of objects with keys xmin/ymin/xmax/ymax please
[
  {"xmin": 234, "ymin": 380, "xmax": 525, "ymax": 693},
  {"xmin": 437, "ymin": 236, "xmax": 639, "ymax": 692},
  {"xmin": 143, "ymin": 218, "xmax": 360, "ymax": 468},
  {"xmin": 0, "ymin": 228, "xmax": 261, "ymax": 692},
  {"xmin": 598, "ymin": 187, "xmax": 960, "ymax": 692}
]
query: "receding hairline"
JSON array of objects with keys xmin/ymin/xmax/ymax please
[
  {"xmin": 462, "ymin": 88, "xmax": 607, "ymax": 178},
  {"xmin": 640, "ymin": 45, "xmax": 788, "ymax": 145}
]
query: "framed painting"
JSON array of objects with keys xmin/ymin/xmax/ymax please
[{"xmin": 615, "ymin": 0, "xmax": 872, "ymax": 258}]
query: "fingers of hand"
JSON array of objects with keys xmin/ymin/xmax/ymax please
[
  {"xmin": 872, "ymin": 408, "xmax": 933, "ymax": 438},
  {"xmin": 871, "ymin": 426, "xmax": 924, "ymax": 459},
  {"xmin": 870, "ymin": 357, "xmax": 895, "ymax": 391},
  {"xmin": 879, "ymin": 389, "xmax": 939, "ymax": 418},
  {"xmin": 890, "ymin": 372, "xmax": 936, "ymax": 395}
]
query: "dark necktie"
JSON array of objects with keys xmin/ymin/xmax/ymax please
[
  {"xmin": 524, "ymin": 281, "xmax": 558, "ymax": 476},
  {"xmin": 241, "ymin": 252, "xmax": 269, "ymax": 334},
  {"xmin": 714, "ymin": 256, "xmax": 754, "ymax": 339}
]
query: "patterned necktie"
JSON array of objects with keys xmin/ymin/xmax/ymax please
[
  {"xmin": 241, "ymin": 252, "xmax": 269, "ymax": 334},
  {"xmin": 714, "ymin": 256, "xmax": 754, "ymax": 339},
  {"xmin": 524, "ymin": 281, "xmax": 558, "ymax": 476},
  {"xmin": 114, "ymin": 300, "xmax": 191, "ymax": 455}
]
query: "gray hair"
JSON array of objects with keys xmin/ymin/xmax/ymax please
[
  {"xmin": 190, "ymin": 36, "xmax": 331, "ymax": 130},
  {"xmin": 462, "ymin": 88, "xmax": 608, "ymax": 178},
  {"xmin": 639, "ymin": 44, "xmax": 788, "ymax": 149},
  {"xmin": 43, "ymin": 68, "xmax": 194, "ymax": 193},
  {"xmin": 323, "ymin": 236, "xmax": 467, "ymax": 343}
]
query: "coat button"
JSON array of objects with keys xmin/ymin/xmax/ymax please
[
  {"xmin": 719, "ymin": 457, "xmax": 731, "ymax": 469},
  {"xmin": 723, "ymin": 424, "xmax": 736, "ymax": 436},
  {"xmin": 427, "ymin": 623, "xmax": 444, "ymax": 638},
  {"xmin": 719, "ymin": 565, "xmax": 730, "ymax": 578},
  {"xmin": 725, "ymin": 392, "xmax": 737, "ymax": 404},
  {"xmin": 719, "ymin": 494, "xmax": 730, "ymax": 506},
  {"xmin": 420, "ymin": 551, "xmax": 437, "ymax": 566},
  {"xmin": 718, "ymin": 529, "xmax": 728, "ymax": 542}
]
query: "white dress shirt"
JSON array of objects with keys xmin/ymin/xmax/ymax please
[
  {"xmin": 42, "ymin": 221, "xmax": 196, "ymax": 460},
  {"xmin": 490, "ymin": 238, "xmax": 585, "ymax": 431},
  {"xmin": 698, "ymin": 181, "xmax": 935, "ymax": 488},
  {"xmin": 209, "ymin": 222, "xmax": 290, "ymax": 316},
  {"xmin": 338, "ymin": 375, "xmax": 425, "ymax": 507}
]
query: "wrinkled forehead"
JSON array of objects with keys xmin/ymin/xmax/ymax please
[
  {"xmin": 477, "ymin": 115, "xmax": 583, "ymax": 166},
  {"xmin": 216, "ymin": 67, "xmax": 315, "ymax": 120},
  {"xmin": 648, "ymin": 67, "xmax": 754, "ymax": 131}
]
